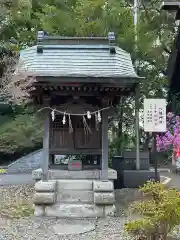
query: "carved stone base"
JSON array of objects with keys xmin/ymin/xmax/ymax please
[{"xmin": 33, "ymin": 172, "xmax": 117, "ymax": 218}]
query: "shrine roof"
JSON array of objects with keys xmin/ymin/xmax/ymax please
[{"xmin": 19, "ymin": 33, "xmax": 140, "ymax": 81}]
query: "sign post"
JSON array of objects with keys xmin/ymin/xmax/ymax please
[{"xmin": 143, "ymin": 99, "xmax": 166, "ymax": 181}]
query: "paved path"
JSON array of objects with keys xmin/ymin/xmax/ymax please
[
  {"xmin": 0, "ymin": 168, "xmax": 179, "ymax": 187},
  {"xmin": 161, "ymin": 171, "xmax": 180, "ymax": 189},
  {"xmin": 0, "ymin": 173, "xmax": 34, "ymax": 186}
]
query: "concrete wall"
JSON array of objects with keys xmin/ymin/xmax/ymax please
[
  {"xmin": 123, "ymin": 170, "xmax": 160, "ymax": 188},
  {"xmin": 7, "ymin": 149, "xmax": 43, "ymax": 173}
]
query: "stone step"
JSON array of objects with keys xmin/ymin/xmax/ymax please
[
  {"xmin": 56, "ymin": 180, "xmax": 93, "ymax": 191},
  {"xmin": 56, "ymin": 190, "xmax": 94, "ymax": 204},
  {"xmin": 45, "ymin": 203, "xmax": 103, "ymax": 218}
]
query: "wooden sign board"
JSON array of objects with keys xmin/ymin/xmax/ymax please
[{"xmin": 143, "ymin": 98, "xmax": 166, "ymax": 133}]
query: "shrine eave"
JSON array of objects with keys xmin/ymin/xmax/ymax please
[
  {"xmin": 34, "ymin": 83, "xmax": 135, "ymax": 92},
  {"xmin": 34, "ymin": 75, "xmax": 142, "ymax": 83}
]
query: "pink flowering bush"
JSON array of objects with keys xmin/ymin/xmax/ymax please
[{"xmin": 156, "ymin": 113, "xmax": 180, "ymax": 156}]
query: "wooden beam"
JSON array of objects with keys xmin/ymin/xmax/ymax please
[
  {"xmin": 101, "ymin": 110, "xmax": 109, "ymax": 180},
  {"xmin": 50, "ymin": 91, "xmax": 102, "ymax": 97},
  {"xmin": 36, "ymin": 76, "xmax": 139, "ymax": 85},
  {"xmin": 34, "ymin": 82, "xmax": 135, "ymax": 91},
  {"xmin": 135, "ymin": 84, "xmax": 140, "ymax": 170},
  {"xmin": 49, "ymin": 148, "xmax": 101, "ymax": 155},
  {"xmin": 42, "ymin": 114, "xmax": 50, "ymax": 180},
  {"xmin": 32, "ymin": 89, "xmax": 131, "ymax": 98}
]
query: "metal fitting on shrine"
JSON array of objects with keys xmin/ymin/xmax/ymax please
[
  {"xmin": 37, "ymin": 31, "xmax": 44, "ymax": 53},
  {"xmin": 37, "ymin": 31, "xmax": 48, "ymax": 53},
  {"xmin": 108, "ymin": 32, "xmax": 116, "ymax": 54}
]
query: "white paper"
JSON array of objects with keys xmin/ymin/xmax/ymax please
[{"xmin": 143, "ymin": 98, "xmax": 166, "ymax": 132}]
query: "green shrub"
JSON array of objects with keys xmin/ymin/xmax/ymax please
[
  {"xmin": 0, "ymin": 113, "xmax": 43, "ymax": 155},
  {"xmin": 124, "ymin": 181, "xmax": 180, "ymax": 240}
]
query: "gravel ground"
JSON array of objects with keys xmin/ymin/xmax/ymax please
[
  {"xmin": 0, "ymin": 184, "xmax": 34, "ymax": 219},
  {"xmin": 0, "ymin": 216, "xmax": 137, "ymax": 240},
  {"xmin": 0, "ymin": 184, "xmax": 137, "ymax": 240},
  {"xmin": 0, "ymin": 184, "xmax": 179, "ymax": 239}
]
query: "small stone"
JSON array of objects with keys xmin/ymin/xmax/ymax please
[
  {"xmin": 32, "ymin": 168, "xmax": 42, "ymax": 180},
  {"xmin": 53, "ymin": 222, "xmax": 95, "ymax": 235},
  {"xmin": 107, "ymin": 169, "xmax": 117, "ymax": 180},
  {"xmin": 104, "ymin": 205, "xmax": 116, "ymax": 217},
  {"xmin": 34, "ymin": 206, "xmax": 44, "ymax": 217}
]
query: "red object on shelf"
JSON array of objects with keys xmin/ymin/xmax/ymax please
[{"xmin": 72, "ymin": 162, "xmax": 80, "ymax": 167}]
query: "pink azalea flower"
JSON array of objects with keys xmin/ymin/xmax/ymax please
[{"xmin": 167, "ymin": 112, "xmax": 174, "ymax": 119}]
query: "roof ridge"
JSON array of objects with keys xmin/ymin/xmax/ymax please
[
  {"xmin": 43, "ymin": 36, "xmax": 109, "ymax": 40},
  {"xmin": 36, "ymin": 31, "xmax": 116, "ymax": 46},
  {"xmin": 38, "ymin": 45, "xmax": 110, "ymax": 51}
]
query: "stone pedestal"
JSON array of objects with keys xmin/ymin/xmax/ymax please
[
  {"xmin": 32, "ymin": 168, "xmax": 117, "ymax": 181},
  {"xmin": 32, "ymin": 169, "xmax": 117, "ymax": 218}
]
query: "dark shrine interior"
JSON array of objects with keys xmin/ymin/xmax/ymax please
[{"xmin": 49, "ymin": 94, "xmax": 120, "ymax": 107}]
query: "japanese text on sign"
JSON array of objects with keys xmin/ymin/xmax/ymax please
[{"xmin": 143, "ymin": 99, "xmax": 166, "ymax": 132}]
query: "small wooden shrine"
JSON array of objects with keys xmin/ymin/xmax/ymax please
[
  {"xmin": 18, "ymin": 31, "xmax": 140, "ymax": 179},
  {"xmin": 17, "ymin": 32, "xmax": 141, "ymax": 218}
]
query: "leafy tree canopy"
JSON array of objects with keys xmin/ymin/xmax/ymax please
[{"xmin": 0, "ymin": 0, "xmax": 177, "ymax": 157}]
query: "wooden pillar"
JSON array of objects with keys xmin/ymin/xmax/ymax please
[
  {"xmin": 101, "ymin": 110, "xmax": 109, "ymax": 180},
  {"xmin": 135, "ymin": 83, "xmax": 140, "ymax": 170},
  {"xmin": 42, "ymin": 115, "xmax": 50, "ymax": 181}
]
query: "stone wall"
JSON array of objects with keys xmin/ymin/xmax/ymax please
[{"xmin": 8, "ymin": 149, "xmax": 43, "ymax": 173}]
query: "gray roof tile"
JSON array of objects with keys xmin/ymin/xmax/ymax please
[{"xmin": 19, "ymin": 44, "xmax": 139, "ymax": 79}]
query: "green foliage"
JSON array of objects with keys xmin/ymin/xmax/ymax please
[
  {"xmin": 0, "ymin": 0, "xmax": 177, "ymax": 157},
  {"xmin": 125, "ymin": 181, "xmax": 180, "ymax": 240},
  {"xmin": 0, "ymin": 112, "xmax": 43, "ymax": 154}
]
